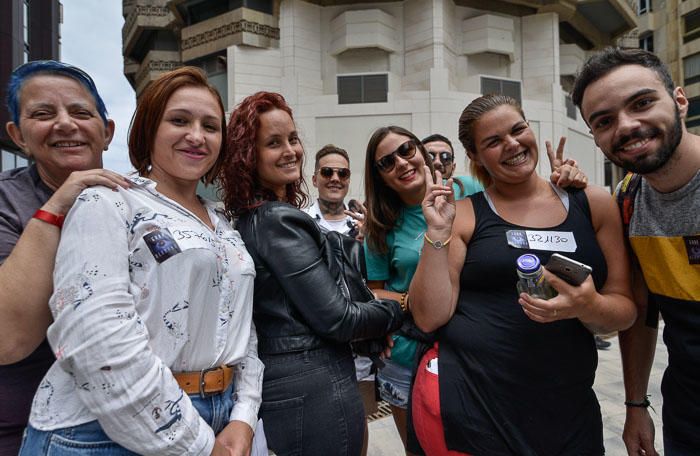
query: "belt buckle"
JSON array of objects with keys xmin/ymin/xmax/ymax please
[{"xmin": 199, "ymin": 366, "xmax": 222, "ymax": 398}]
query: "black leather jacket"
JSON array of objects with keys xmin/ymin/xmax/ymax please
[{"xmin": 237, "ymin": 201, "xmax": 404, "ymax": 355}]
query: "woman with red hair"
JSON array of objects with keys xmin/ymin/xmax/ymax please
[{"xmin": 219, "ymin": 91, "xmax": 405, "ymax": 456}]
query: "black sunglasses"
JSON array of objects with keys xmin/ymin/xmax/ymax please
[
  {"xmin": 319, "ymin": 167, "xmax": 351, "ymax": 180},
  {"xmin": 375, "ymin": 140, "xmax": 418, "ymax": 172},
  {"xmin": 428, "ymin": 150, "xmax": 454, "ymax": 164}
]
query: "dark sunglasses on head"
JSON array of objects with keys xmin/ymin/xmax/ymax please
[
  {"xmin": 375, "ymin": 140, "xmax": 418, "ymax": 172},
  {"xmin": 428, "ymin": 150, "xmax": 454, "ymax": 164},
  {"xmin": 319, "ymin": 167, "xmax": 351, "ymax": 180}
]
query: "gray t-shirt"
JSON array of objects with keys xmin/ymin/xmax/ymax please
[
  {"xmin": 0, "ymin": 164, "xmax": 55, "ymax": 455},
  {"xmin": 0, "ymin": 165, "xmax": 52, "ymax": 263}
]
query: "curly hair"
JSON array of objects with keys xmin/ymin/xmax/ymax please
[
  {"xmin": 219, "ymin": 91, "xmax": 308, "ymax": 215},
  {"xmin": 363, "ymin": 126, "xmax": 434, "ymax": 255}
]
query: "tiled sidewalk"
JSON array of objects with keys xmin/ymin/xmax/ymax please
[{"xmin": 367, "ymin": 324, "xmax": 668, "ymax": 455}]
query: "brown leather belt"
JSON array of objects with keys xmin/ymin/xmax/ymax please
[{"xmin": 173, "ymin": 365, "xmax": 234, "ymax": 397}]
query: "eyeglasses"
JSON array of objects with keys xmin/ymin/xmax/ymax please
[
  {"xmin": 428, "ymin": 150, "xmax": 454, "ymax": 164},
  {"xmin": 318, "ymin": 167, "xmax": 351, "ymax": 180},
  {"xmin": 375, "ymin": 140, "xmax": 418, "ymax": 172}
]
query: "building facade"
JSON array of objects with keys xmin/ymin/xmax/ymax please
[
  {"xmin": 0, "ymin": 0, "xmax": 62, "ymax": 172},
  {"xmin": 123, "ymin": 0, "xmax": 636, "ymax": 198},
  {"xmin": 631, "ymin": 0, "xmax": 700, "ymax": 133}
]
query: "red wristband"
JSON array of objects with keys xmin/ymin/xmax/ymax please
[{"xmin": 33, "ymin": 209, "xmax": 65, "ymax": 229}]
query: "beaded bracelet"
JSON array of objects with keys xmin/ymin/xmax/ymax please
[
  {"xmin": 399, "ymin": 292, "xmax": 409, "ymax": 312},
  {"xmin": 625, "ymin": 395, "xmax": 653, "ymax": 410}
]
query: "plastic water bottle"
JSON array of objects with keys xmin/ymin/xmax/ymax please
[{"xmin": 516, "ymin": 254, "xmax": 556, "ymax": 299}]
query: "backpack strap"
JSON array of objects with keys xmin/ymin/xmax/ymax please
[
  {"xmin": 616, "ymin": 172, "xmax": 642, "ymax": 239},
  {"xmin": 616, "ymin": 172, "xmax": 659, "ymax": 329}
]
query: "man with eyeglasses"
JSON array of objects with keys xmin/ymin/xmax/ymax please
[
  {"xmin": 305, "ymin": 144, "xmax": 359, "ymax": 237},
  {"xmin": 422, "ymin": 133, "xmax": 483, "ymax": 200}
]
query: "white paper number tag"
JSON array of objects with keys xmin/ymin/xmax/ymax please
[{"xmin": 506, "ymin": 229, "xmax": 577, "ymax": 252}]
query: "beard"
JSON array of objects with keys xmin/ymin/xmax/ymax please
[{"xmin": 610, "ymin": 105, "xmax": 682, "ymax": 174}]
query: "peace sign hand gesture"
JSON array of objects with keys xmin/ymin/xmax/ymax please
[
  {"xmin": 546, "ymin": 137, "xmax": 588, "ymax": 188},
  {"xmin": 421, "ymin": 166, "xmax": 455, "ymax": 238}
]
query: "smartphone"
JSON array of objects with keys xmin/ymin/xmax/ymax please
[{"xmin": 545, "ymin": 253, "xmax": 592, "ymax": 286}]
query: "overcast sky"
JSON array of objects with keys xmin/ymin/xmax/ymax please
[{"xmin": 61, "ymin": 0, "xmax": 134, "ymax": 173}]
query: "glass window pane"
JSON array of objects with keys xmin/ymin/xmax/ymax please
[
  {"xmin": 687, "ymin": 97, "xmax": 700, "ymax": 118},
  {"xmin": 684, "ymin": 53, "xmax": 700, "ymax": 85},
  {"xmin": 502, "ymin": 80, "xmax": 522, "ymax": 105},
  {"xmin": 481, "ymin": 77, "xmax": 501, "ymax": 96},
  {"xmin": 686, "ymin": 10, "xmax": 700, "ymax": 33},
  {"xmin": 338, "ymin": 76, "xmax": 363, "ymax": 104},
  {"xmin": 363, "ymin": 74, "xmax": 388, "ymax": 103},
  {"xmin": 565, "ymin": 96, "xmax": 577, "ymax": 120},
  {"xmin": 2, "ymin": 151, "xmax": 16, "ymax": 171}
]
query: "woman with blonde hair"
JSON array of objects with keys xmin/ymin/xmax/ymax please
[{"xmin": 409, "ymin": 94, "xmax": 636, "ymax": 455}]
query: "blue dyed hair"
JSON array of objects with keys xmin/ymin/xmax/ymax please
[{"xmin": 6, "ymin": 60, "xmax": 109, "ymax": 126}]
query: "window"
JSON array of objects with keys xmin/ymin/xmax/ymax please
[
  {"xmin": 481, "ymin": 77, "xmax": 521, "ymax": 105},
  {"xmin": 2, "ymin": 150, "xmax": 17, "ymax": 172},
  {"xmin": 638, "ymin": 0, "xmax": 652, "ymax": 14},
  {"xmin": 565, "ymin": 96, "xmax": 577, "ymax": 120},
  {"xmin": 604, "ymin": 159, "xmax": 613, "ymax": 189},
  {"xmin": 686, "ymin": 96, "xmax": 700, "ymax": 128},
  {"xmin": 639, "ymin": 33, "xmax": 654, "ymax": 52},
  {"xmin": 178, "ymin": 0, "xmax": 273, "ymax": 25},
  {"xmin": 684, "ymin": 10, "xmax": 700, "ymax": 44},
  {"xmin": 338, "ymin": 74, "xmax": 388, "ymax": 104},
  {"xmin": 23, "ymin": 1, "xmax": 30, "ymax": 62},
  {"xmin": 190, "ymin": 53, "xmax": 228, "ymax": 109},
  {"xmin": 684, "ymin": 53, "xmax": 700, "ymax": 85},
  {"xmin": 0, "ymin": 150, "xmax": 31, "ymax": 172}
]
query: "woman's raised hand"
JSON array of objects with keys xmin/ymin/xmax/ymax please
[
  {"xmin": 421, "ymin": 166, "xmax": 455, "ymax": 235},
  {"xmin": 546, "ymin": 137, "xmax": 588, "ymax": 189}
]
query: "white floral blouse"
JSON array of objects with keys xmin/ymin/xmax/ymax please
[{"xmin": 28, "ymin": 176, "xmax": 263, "ymax": 455}]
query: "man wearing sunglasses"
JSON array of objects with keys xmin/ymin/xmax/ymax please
[
  {"xmin": 422, "ymin": 133, "xmax": 483, "ymax": 200},
  {"xmin": 304, "ymin": 145, "xmax": 375, "ymax": 456},
  {"xmin": 304, "ymin": 144, "xmax": 360, "ymax": 237}
]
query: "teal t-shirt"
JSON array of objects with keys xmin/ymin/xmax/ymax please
[
  {"xmin": 364, "ymin": 204, "xmax": 426, "ymax": 293},
  {"xmin": 364, "ymin": 205, "xmax": 427, "ymax": 368},
  {"xmin": 452, "ymin": 175, "xmax": 483, "ymax": 200}
]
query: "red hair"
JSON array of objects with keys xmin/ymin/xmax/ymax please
[
  {"xmin": 128, "ymin": 66, "xmax": 226, "ymax": 184},
  {"xmin": 220, "ymin": 91, "xmax": 308, "ymax": 215}
]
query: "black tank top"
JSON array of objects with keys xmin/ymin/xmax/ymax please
[{"xmin": 438, "ymin": 189, "xmax": 606, "ymax": 456}]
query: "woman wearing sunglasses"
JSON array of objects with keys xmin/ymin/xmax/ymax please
[
  {"xmin": 408, "ymin": 95, "xmax": 636, "ymax": 455},
  {"xmin": 362, "ymin": 125, "xmax": 587, "ymax": 455},
  {"xmin": 219, "ymin": 92, "xmax": 404, "ymax": 456},
  {"xmin": 362, "ymin": 127, "xmax": 434, "ymax": 455}
]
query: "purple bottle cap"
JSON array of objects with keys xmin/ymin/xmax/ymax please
[{"xmin": 516, "ymin": 254, "xmax": 541, "ymax": 272}]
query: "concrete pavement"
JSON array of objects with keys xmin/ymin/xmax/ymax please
[{"xmin": 367, "ymin": 323, "xmax": 668, "ymax": 455}]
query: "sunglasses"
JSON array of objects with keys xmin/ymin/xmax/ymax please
[
  {"xmin": 428, "ymin": 150, "xmax": 454, "ymax": 164},
  {"xmin": 375, "ymin": 140, "xmax": 418, "ymax": 172},
  {"xmin": 318, "ymin": 167, "xmax": 351, "ymax": 180}
]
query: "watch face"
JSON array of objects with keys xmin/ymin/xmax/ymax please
[{"xmin": 433, "ymin": 240, "xmax": 444, "ymax": 249}]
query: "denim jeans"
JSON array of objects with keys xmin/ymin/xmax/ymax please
[
  {"xmin": 259, "ymin": 344, "xmax": 364, "ymax": 456},
  {"xmin": 377, "ymin": 357, "xmax": 412, "ymax": 408},
  {"xmin": 664, "ymin": 432, "xmax": 697, "ymax": 456},
  {"xmin": 18, "ymin": 383, "xmax": 234, "ymax": 455}
]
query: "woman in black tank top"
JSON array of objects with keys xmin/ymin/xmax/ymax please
[{"xmin": 407, "ymin": 95, "xmax": 636, "ymax": 455}]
